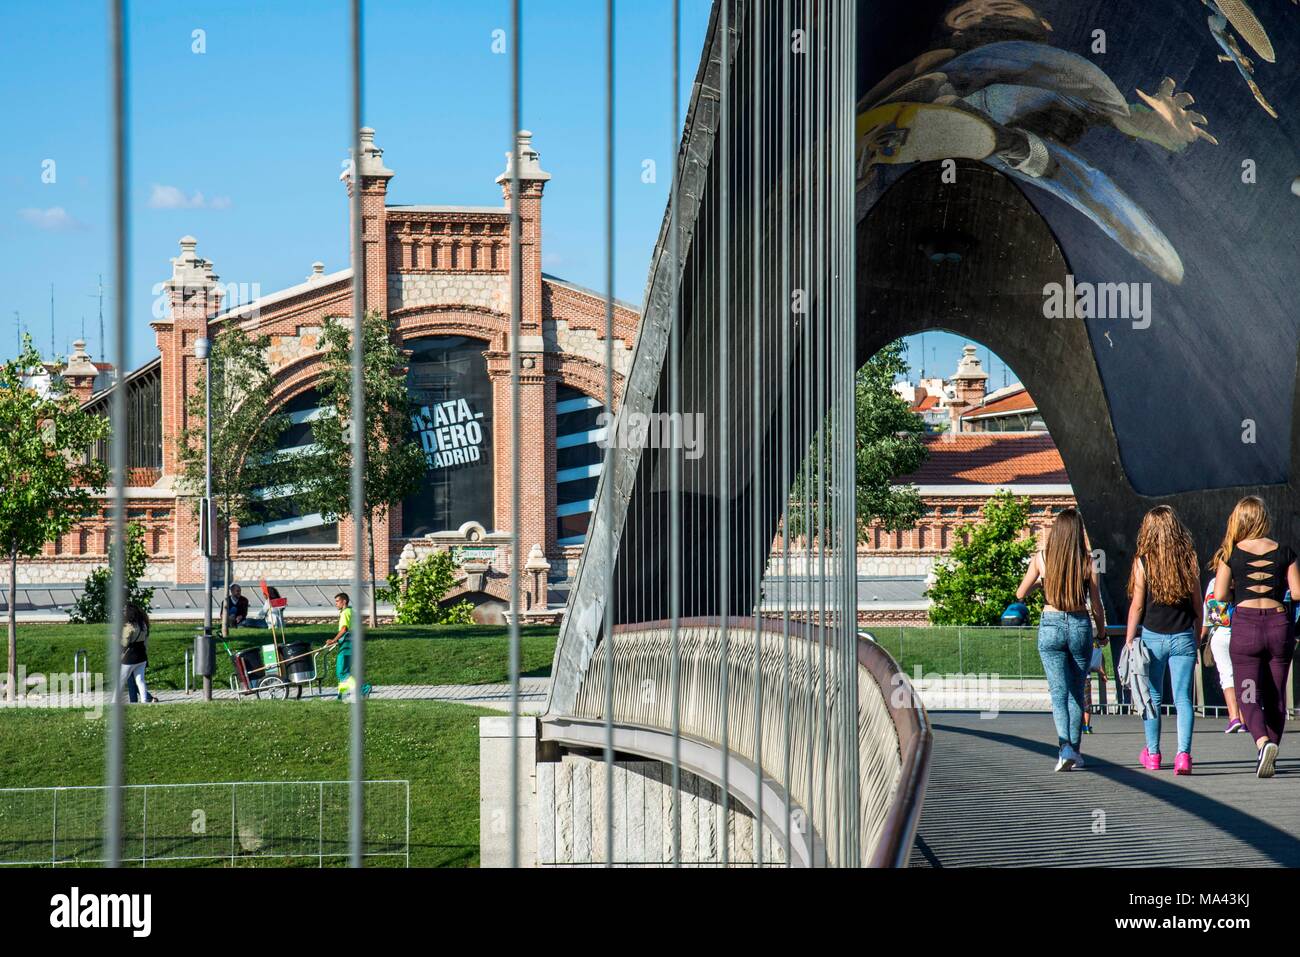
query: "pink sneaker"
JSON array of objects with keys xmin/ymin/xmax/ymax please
[
  {"xmin": 1174, "ymin": 752, "xmax": 1192, "ymax": 775},
  {"xmin": 1140, "ymin": 747, "xmax": 1162, "ymax": 770}
]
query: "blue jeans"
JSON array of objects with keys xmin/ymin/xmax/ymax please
[
  {"xmin": 1038, "ymin": 611, "xmax": 1092, "ymax": 753},
  {"xmin": 1140, "ymin": 629, "xmax": 1196, "ymax": 755}
]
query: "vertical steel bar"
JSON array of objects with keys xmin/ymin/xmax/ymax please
[
  {"xmin": 602, "ymin": 0, "xmax": 617, "ymax": 868},
  {"xmin": 751, "ymin": 0, "xmax": 764, "ymax": 870},
  {"xmin": 669, "ymin": 0, "xmax": 683, "ymax": 869},
  {"xmin": 105, "ymin": 0, "xmax": 129, "ymax": 869},
  {"xmin": 780, "ymin": 0, "xmax": 793, "ymax": 868},
  {"xmin": 718, "ymin": 0, "xmax": 731, "ymax": 869},
  {"xmin": 202, "ymin": 338, "xmax": 213, "ymax": 700},
  {"xmin": 841, "ymin": 0, "xmax": 860, "ymax": 864},
  {"xmin": 348, "ymin": 0, "xmax": 367, "ymax": 870},
  {"xmin": 507, "ymin": 0, "xmax": 523, "ymax": 871}
]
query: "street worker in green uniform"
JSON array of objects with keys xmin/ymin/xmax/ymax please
[{"xmin": 326, "ymin": 592, "xmax": 369, "ymax": 701}]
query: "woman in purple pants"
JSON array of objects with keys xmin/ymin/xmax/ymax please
[{"xmin": 1213, "ymin": 496, "xmax": 1300, "ymax": 778}]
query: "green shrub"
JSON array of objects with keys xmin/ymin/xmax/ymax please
[
  {"xmin": 69, "ymin": 523, "xmax": 155, "ymax": 623},
  {"xmin": 926, "ymin": 491, "xmax": 1044, "ymax": 626},
  {"xmin": 378, "ymin": 551, "xmax": 474, "ymax": 625}
]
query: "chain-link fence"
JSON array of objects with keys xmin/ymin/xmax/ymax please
[{"xmin": 0, "ymin": 780, "xmax": 408, "ymax": 867}]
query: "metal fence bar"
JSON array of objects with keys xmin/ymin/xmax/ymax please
[
  {"xmin": 104, "ymin": 0, "xmax": 130, "ymax": 870},
  {"xmin": 347, "ymin": 0, "xmax": 368, "ymax": 871},
  {"xmin": 668, "ymin": 0, "xmax": 683, "ymax": 870},
  {"xmin": 507, "ymin": 0, "xmax": 523, "ymax": 873},
  {"xmin": 601, "ymin": 0, "xmax": 617, "ymax": 870},
  {"xmin": 1, "ymin": 781, "xmax": 409, "ymax": 868}
]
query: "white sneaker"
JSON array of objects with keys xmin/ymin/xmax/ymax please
[
  {"xmin": 1071, "ymin": 748, "xmax": 1086, "ymax": 769},
  {"xmin": 1054, "ymin": 752, "xmax": 1076, "ymax": 772},
  {"xmin": 1258, "ymin": 742, "xmax": 1279, "ymax": 778}
]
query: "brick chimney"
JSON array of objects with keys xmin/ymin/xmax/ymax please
[
  {"xmin": 496, "ymin": 130, "xmax": 550, "ymax": 334},
  {"xmin": 63, "ymin": 339, "xmax": 99, "ymax": 403},
  {"xmin": 342, "ymin": 127, "xmax": 394, "ymax": 314},
  {"xmin": 491, "ymin": 132, "xmax": 554, "ymax": 554},
  {"xmin": 151, "ymin": 236, "xmax": 223, "ymax": 585},
  {"xmin": 949, "ymin": 343, "xmax": 988, "ymax": 432},
  {"xmin": 154, "ymin": 237, "xmax": 224, "ymax": 477}
]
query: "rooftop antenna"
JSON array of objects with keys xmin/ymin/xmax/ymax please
[
  {"xmin": 50, "ymin": 283, "xmax": 56, "ymax": 359},
  {"xmin": 87, "ymin": 274, "xmax": 105, "ymax": 362},
  {"xmin": 12, "ymin": 310, "xmax": 19, "ymax": 356},
  {"xmin": 920, "ymin": 332, "xmax": 926, "ymax": 378}
]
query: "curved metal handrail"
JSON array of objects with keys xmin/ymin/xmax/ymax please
[
  {"xmin": 858, "ymin": 629, "xmax": 932, "ymax": 868},
  {"xmin": 543, "ymin": 616, "xmax": 932, "ymax": 867}
]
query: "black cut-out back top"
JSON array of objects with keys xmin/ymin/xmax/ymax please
[{"xmin": 1228, "ymin": 542, "xmax": 1297, "ymax": 605}]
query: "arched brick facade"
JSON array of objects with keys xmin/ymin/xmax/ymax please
[{"xmin": 31, "ymin": 130, "xmax": 638, "ymax": 621}]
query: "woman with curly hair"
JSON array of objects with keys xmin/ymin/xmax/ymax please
[
  {"xmin": 1213, "ymin": 496, "xmax": 1300, "ymax": 778},
  {"xmin": 1125, "ymin": 506, "xmax": 1202, "ymax": 774}
]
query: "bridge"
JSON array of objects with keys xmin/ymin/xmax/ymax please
[
  {"xmin": 915, "ymin": 712, "xmax": 1300, "ymax": 868},
  {"xmin": 499, "ymin": 0, "xmax": 1300, "ymax": 868}
]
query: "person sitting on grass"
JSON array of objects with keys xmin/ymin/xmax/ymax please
[{"xmin": 225, "ymin": 584, "xmax": 250, "ymax": 628}]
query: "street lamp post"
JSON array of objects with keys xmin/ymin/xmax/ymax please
[{"xmin": 195, "ymin": 336, "xmax": 213, "ymax": 701}]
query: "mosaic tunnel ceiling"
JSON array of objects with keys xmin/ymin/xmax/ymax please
[{"xmin": 855, "ymin": 0, "xmax": 1299, "ymax": 495}]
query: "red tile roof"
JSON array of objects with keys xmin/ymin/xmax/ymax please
[
  {"xmin": 911, "ymin": 394, "xmax": 940, "ymax": 412},
  {"xmin": 962, "ymin": 387, "xmax": 1037, "ymax": 420},
  {"xmin": 900, "ymin": 432, "xmax": 1069, "ymax": 486}
]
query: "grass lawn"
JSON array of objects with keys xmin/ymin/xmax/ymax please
[
  {"xmin": 7, "ymin": 622, "xmax": 558, "ymax": 691},
  {"xmin": 0, "ymin": 699, "xmax": 489, "ymax": 867},
  {"xmin": 868, "ymin": 626, "xmax": 1054, "ymax": 679}
]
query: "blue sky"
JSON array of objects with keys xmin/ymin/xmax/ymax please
[
  {"xmin": 1, "ymin": 0, "xmax": 988, "ymax": 384},
  {"xmin": 1, "ymin": 0, "xmax": 714, "ymax": 368}
]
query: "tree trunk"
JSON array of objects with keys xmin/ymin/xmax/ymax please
[
  {"xmin": 367, "ymin": 511, "xmax": 378, "ymax": 628},
  {"xmin": 220, "ymin": 516, "xmax": 231, "ymax": 642},
  {"xmin": 7, "ymin": 549, "xmax": 17, "ymax": 703}
]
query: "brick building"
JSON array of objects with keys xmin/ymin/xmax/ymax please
[
  {"xmin": 854, "ymin": 431, "xmax": 1077, "ymax": 623},
  {"xmin": 18, "ymin": 129, "xmax": 639, "ymax": 621}
]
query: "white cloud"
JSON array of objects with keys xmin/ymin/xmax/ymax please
[
  {"xmin": 19, "ymin": 206, "xmax": 84, "ymax": 231},
  {"xmin": 148, "ymin": 184, "xmax": 232, "ymax": 210}
]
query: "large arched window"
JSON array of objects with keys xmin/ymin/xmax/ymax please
[
  {"xmin": 554, "ymin": 384, "xmax": 606, "ymax": 546},
  {"xmin": 401, "ymin": 335, "xmax": 495, "ymax": 537},
  {"xmin": 239, "ymin": 389, "xmax": 339, "ymax": 548}
]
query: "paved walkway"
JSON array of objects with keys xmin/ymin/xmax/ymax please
[
  {"xmin": 911, "ymin": 711, "xmax": 1300, "ymax": 867},
  {"xmin": 0, "ymin": 678, "xmax": 551, "ymax": 714}
]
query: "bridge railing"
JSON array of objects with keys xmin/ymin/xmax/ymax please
[{"xmin": 550, "ymin": 617, "xmax": 930, "ymax": 867}]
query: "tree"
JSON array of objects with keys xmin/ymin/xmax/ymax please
[
  {"xmin": 787, "ymin": 340, "xmax": 928, "ymax": 541},
  {"xmin": 378, "ymin": 551, "xmax": 475, "ymax": 625},
  {"xmin": 0, "ymin": 336, "xmax": 109, "ymax": 699},
  {"xmin": 175, "ymin": 325, "xmax": 287, "ymax": 639},
  {"xmin": 298, "ymin": 310, "xmax": 425, "ymax": 626},
  {"xmin": 926, "ymin": 490, "xmax": 1044, "ymax": 625},
  {"xmin": 69, "ymin": 522, "xmax": 154, "ymax": 623}
]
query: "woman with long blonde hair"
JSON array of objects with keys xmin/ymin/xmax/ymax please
[
  {"xmin": 1017, "ymin": 508, "xmax": 1107, "ymax": 771},
  {"xmin": 1214, "ymin": 496, "xmax": 1300, "ymax": 777},
  {"xmin": 1125, "ymin": 506, "xmax": 1202, "ymax": 774}
]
